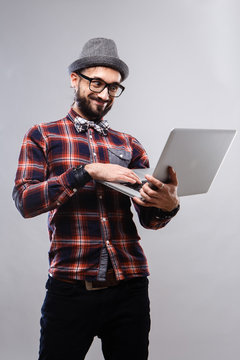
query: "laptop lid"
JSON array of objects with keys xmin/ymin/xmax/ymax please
[{"xmin": 152, "ymin": 128, "xmax": 236, "ymax": 196}]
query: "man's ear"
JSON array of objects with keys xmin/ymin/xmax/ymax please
[{"xmin": 70, "ymin": 72, "xmax": 79, "ymax": 89}]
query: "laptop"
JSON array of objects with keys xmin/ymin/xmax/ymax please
[{"xmin": 100, "ymin": 128, "xmax": 237, "ymax": 197}]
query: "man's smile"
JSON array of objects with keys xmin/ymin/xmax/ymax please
[{"xmin": 89, "ymin": 96, "xmax": 109, "ymax": 108}]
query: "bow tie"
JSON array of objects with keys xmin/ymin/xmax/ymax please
[{"xmin": 73, "ymin": 116, "xmax": 109, "ymax": 136}]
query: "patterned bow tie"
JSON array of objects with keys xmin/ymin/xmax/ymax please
[{"xmin": 73, "ymin": 116, "xmax": 109, "ymax": 136}]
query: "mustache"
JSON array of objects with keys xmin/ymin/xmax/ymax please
[{"xmin": 88, "ymin": 94, "xmax": 110, "ymax": 105}]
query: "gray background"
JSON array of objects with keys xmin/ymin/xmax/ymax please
[{"xmin": 1, "ymin": 0, "xmax": 240, "ymax": 359}]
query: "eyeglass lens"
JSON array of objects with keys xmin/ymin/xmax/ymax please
[{"xmin": 90, "ymin": 79, "xmax": 123, "ymax": 97}]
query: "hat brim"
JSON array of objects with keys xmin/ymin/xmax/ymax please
[{"xmin": 68, "ymin": 56, "xmax": 129, "ymax": 81}]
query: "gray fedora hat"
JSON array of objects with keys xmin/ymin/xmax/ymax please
[{"xmin": 68, "ymin": 38, "xmax": 129, "ymax": 81}]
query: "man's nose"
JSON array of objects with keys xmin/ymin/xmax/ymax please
[{"xmin": 98, "ymin": 87, "xmax": 110, "ymax": 101}]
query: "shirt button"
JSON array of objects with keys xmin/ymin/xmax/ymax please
[
  {"xmin": 73, "ymin": 188, "xmax": 77, "ymax": 193},
  {"xmin": 93, "ymin": 152, "xmax": 96, "ymax": 156},
  {"xmin": 120, "ymin": 154, "xmax": 123, "ymax": 158},
  {"xmin": 106, "ymin": 240, "xmax": 110, "ymax": 246},
  {"xmin": 102, "ymin": 217, "xmax": 106, "ymax": 222},
  {"xmin": 57, "ymin": 202, "xmax": 61, "ymax": 206},
  {"xmin": 99, "ymin": 195, "xmax": 103, "ymax": 199},
  {"xmin": 89, "ymin": 135, "xmax": 93, "ymax": 139}
]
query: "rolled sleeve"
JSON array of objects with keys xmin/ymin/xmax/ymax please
[{"xmin": 13, "ymin": 126, "xmax": 80, "ymax": 218}]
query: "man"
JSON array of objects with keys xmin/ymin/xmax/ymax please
[{"xmin": 13, "ymin": 38, "xmax": 180, "ymax": 360}]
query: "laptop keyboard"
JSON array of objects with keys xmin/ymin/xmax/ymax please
[{"xmin": 121, "ymin": 180, "xmax": 147, "ymax": 192}]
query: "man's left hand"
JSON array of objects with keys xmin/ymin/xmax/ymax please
[{"xmin": 133, "ymin": 166, "xmax": 179, "ymax": 212}]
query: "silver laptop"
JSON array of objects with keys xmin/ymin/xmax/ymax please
[{"xmin": 100, "ymin": 128, "xmax": 237, "ymax": 197}]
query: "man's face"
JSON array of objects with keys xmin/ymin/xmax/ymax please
[{"xmin": 72, "ymin": 67, "xmax": 122, "ymax": 122}]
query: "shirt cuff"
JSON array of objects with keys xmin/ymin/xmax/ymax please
[
  {"xmin": 154, "ymin": 204, "xmax": 180, "ymax": 220},
  {"xmin": 71, "ymin": 165, "xmax": 93, "ymax": 188}
]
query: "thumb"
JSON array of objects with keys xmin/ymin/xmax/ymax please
[{"xmin": 168, "ymin": 166, "xmax": 178, "ymax": 186}]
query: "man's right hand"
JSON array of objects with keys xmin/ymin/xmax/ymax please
[{"xmin": 85, "ymin": 163, "xmax": 141, "ymax": 184}]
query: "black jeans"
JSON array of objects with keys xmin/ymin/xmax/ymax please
[{"xmin": 39, "ymin": 276, "xmax": 151, "ymax": 360}]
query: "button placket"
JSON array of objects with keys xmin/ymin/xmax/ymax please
[
  {"xmin": 87, "ymin": 131, "xmax": 114, "ymax": 266},
  {"xmin": 98, "ymin": 199, "xmax": 111, "ymax": 247},
  {"xmin": 88, "ymin": 129, "xmax": 97, "ymax": 162}
]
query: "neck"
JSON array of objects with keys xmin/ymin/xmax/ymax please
[
  {"xmin": 72, "ymin": 103, "xmax": 85, "ymax": 118},
  {"xmin": 72, "ymin": 102, "xmax": 101, "ymax": 123}
]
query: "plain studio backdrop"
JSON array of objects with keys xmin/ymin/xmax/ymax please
[{"xmin": 1, "ymin": 1, "xmax": 240, "ymax": 359}]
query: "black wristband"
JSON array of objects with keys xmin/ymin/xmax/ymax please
[
  {"xmin": 72, "ymin": 165, "xmax": 92, "ymax": 188},
  {"xmin": 155, "ymin": 204, "xmax": 180, "ymax": 220}
]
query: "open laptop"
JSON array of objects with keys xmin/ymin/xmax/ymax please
[{"xmin": 100, "ymin": 128, "xmax": 237, "ymax": 197}]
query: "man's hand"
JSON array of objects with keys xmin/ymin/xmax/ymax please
[
  {"xmin": 133, "ymin": 167, "xmax": 179, "ymax": 212},
  {"xmin": 85, "ymin": 163, "xmax": 141, "ymax": 184}
]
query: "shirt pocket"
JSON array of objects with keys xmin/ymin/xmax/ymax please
[{"xmin": 108, "ymin": 147, "xmax": 132, "ymax": 167}]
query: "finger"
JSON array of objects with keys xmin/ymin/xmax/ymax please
[
  {"xmin": 168, "ymin": 166, "xmax": 178, "ymax": 186},
  {"xmin": 118, "ymin": 169, "xmax": 141, "ymax": 184},
  {"xmin": 129, "ymin": 171, "xmax": 142, "ymax": 183},
  {"xmin": 139, "ymin": 187, "xmax": 160, "ymax": 204},
  {"xmin": 124, "ymin": 169, "xmax": 141, "ymax": 183},
  {"xmin": 144, "ymin": 174, "xmax": 165, "ymax": 190},
  {"xmin": 141, "ymin": 183, "xmax": 160, "ymax": 199},
  {"xmin": 132, "ymin": 196, "xmax": 153, "ymax": 207},
  {"xmin": 118, "ymin": 166, "xmax": 141, "ymax": 182}
]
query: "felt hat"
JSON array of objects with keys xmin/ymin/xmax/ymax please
[{"xmin": 68, "ymin": 38, "xmax": 129, "ymax": 81}]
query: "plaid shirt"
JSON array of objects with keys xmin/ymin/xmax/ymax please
[{"xmin": 13, "ymin": 108, "xmax": 173, "ymax": 281}]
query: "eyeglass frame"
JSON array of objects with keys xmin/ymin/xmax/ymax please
[{"xmin": 75, "ymin": 72, "xmax": 125, "ymax": 98}]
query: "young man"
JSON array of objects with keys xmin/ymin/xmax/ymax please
[{"xmin": 13, "ymin": 38, "xmax": 180, "ymax": 360}]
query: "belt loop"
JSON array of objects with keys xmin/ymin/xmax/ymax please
[{"xmin": 85, "ymin": 269, "xmax": 119, "ymax": 291}]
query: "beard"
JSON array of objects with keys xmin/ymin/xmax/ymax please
[{"xmin": 75, "ymin": 88, "xmax": 113, "ymax": 122}]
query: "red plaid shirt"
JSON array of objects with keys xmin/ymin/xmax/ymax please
[{"xmin": 13, "ymin": 109, "xmax": 172, "ymax": 281}]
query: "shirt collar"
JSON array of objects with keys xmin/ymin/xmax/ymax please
[{"xmin": 67, "ymin": 108, "xmax": 109, "ymax": 136}]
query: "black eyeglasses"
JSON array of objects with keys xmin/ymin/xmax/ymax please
[{"xmin": 77, "ymin": 72, "xmax": 125, "ymax": 97}]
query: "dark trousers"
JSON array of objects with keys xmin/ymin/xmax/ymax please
[{"xmin": 39, "ymin": 276, "xmax": 151, "ymax": 360}]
